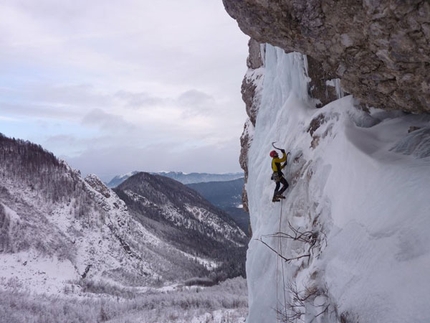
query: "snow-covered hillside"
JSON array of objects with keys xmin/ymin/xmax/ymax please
[
  {"xmin": 0, "ymin": 146, "xmax": 167, "ymax": 294},
  {"xmin": 245, "ymin": 45, "xmax": 430, "ymax": 323},
  {"xmin": 0, "ymin": 136, "xmax": 247, "ymax": 296},
  {"xmin": 114, "ymin": 172, "xmax": 248, "ymax": 280}
]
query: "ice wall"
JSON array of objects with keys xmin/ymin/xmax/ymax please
[{"xmin": 245, "ymin": 44, "xmax": 430, "ymax": 323}]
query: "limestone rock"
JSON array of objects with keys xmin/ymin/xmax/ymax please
[
  {"xmin": 242, "ymin": 39, "xmax": 264, "ymax": 126},
  {"xmin": 223, "ymin": 0, "xmax": 430, "ymax": 113},
  {"xmin": 239, "ymin": 39, "xmax": 265, "ymax": 217}
]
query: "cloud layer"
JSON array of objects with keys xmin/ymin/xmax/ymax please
[{"xmin": 0, "ymin": 0, "xmax": 249, "ymax": 181}]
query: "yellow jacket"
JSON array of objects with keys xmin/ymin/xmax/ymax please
[{"xmin": 271, "ymin": 151, "xmax": 287, "ymax": 173}]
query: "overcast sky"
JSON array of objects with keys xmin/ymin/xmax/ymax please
[{"xmin": 0, "ymin": 0, "xmax": 250, "ymax": 181}]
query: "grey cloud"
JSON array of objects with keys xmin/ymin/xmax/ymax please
[
  {"xmin": 64, "ymin": 136, "xmax": 242, "ymax": 183},
  {"xmin": 177, "ymin": 90, "xmax": 214, "ymax": 107},
  {"xmin": 81, "ymin": 108, "xmax": 137, "ymax": 132},
  {"xmin": 114, "ymin": 88, "xmax": 217, "ymax": 118},
  {"xmin": 167, "ymin": 138, "xmax": 242, "ymax": 173},
  {"xmin": 1, "ymin": 0, "xmax": 249, "ymax": 182},
  {"xmin": 31, "ymin": 83, "xmax": 111, "ymax": 108},
  {"xmin": 0, "ymin": 101, "xmax": 81, "ymax": 120},
  {"xmin": 45, "ymin": 134, "xmax": 77, "ymax": 144},
  {"xmin": 44, "ymin": 134, "xmax": 83, "ymax": 155},
  {"xmin": 14, "ymin": 0, "xmax": 85, "ymax": 19},
  {"xmin": 177, "ymin": 89, "xmax": 216, "ymax": 118},
  {"xmin": 115, "ymin": 90, "xmax": 166, "ymax": 109},
  {"xmin": 0, "ymin": 83, "xmax": 112, "ymax": 121}
]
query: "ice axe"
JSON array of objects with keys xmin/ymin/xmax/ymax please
[
  {"xmin": 272, "ymin": 141, "xmax": 290, "ymax": 158},
  {"xmin": 271, "ymin": 141, "xmax": 282, "ymax": 151}
]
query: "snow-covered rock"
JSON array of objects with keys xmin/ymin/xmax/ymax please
[{"xmin": 243, "ymin": 44, "xmax": 430, "ymax": 323}]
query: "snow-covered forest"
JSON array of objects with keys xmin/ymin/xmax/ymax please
[{"xmin": 0, "ymin": 277, "xmax": 247, "ymax": 323}]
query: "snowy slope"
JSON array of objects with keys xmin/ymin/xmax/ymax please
[
  {"xmin": 0, "ymin": 138, "xmax": 245, "ymax": 295},
  {"xmin": 114, "ymin": 172, "xmax": 247, "ymax": 247},
  {"xmin": 0, "ymin": 167, "xmax": 167, "ymax": 294},
  {"xmin": 245, "ymin": 45, "xmax": 430, "ymax": 323}
]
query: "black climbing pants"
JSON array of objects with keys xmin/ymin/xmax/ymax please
[{"xmin": 274, "ymin": 177, "xmax": 289, "ymax": 197}]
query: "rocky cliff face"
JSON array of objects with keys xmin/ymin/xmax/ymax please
[
  {"xmin": 239, "ymin": 39, "xmax": 265, "ymax": 214},
  {"xmin": 223, "ymin": 0, "xmax": 430, "ymax": 113}
]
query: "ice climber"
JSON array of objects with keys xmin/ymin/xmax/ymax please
[{"xmin": 270, "ymin": 149, "xmax": 289, "ymax": 202}]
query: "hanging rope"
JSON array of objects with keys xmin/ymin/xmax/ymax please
[
  {"xmin": 275, "ymin": 200, "xmax": 289, "ymax": 322},
  {"xmin": 276, "ymin": 202, "xmax": 281, "ymax": 322},
  {"xmin": 258, "ymin": 201, "xmax": 293, "ymax": 321},
  {"xmin": 278, "ymin": 203, "xmax": 287, "ymax": 322}
]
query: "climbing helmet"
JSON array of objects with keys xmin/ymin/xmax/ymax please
[{"xmin": 270, "ymin": 150, "xmax": 278, "ymax": 158}]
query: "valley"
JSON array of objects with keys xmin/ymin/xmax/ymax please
[{"xmin": 0, "ymin": 134, "xmax": 249, "ymax": 323}]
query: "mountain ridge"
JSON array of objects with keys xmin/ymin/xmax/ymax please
[
  {"xmin": 107, "ymin": 171, "xmax": 244, "ymax": 188},
  {"xmin": 186, "ymin": 178, "xmax": 250, "ymax": 233},
  {"xmin": 113, "ymin": 172, "xmax": 248, "ymax": 276},
  {"xmin": 0, "ymin": 134, "xmax": 248, "ymax": 296}
]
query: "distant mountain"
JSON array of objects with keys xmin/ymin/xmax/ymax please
[
  {"xmin": 0, "ymin": 134, "xmax": 248, "ymax": 296},
  {"xmin": 107, "ymin": 171, "xmax": 244, "ymax": 188},
  {"xmin": 106, "ymin": 171, "xmax": 140, "ymax": 188},
  {"xmin": 157, "ymin": 171, "xmax": 245, "ymax": 185},
  {"xmin": 108, "ymin": 172, "xmax": 250, "ymax": 234},
  {"xmin": 186, "ymin": 178, "xmax": 250, "ymax": 233},
  {"xmin": 113, "ymin": 172, "xmax": 248, "ymax": 279}
]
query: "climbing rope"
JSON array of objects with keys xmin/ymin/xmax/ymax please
[
  {"xmin": 275, "ymin": 200, "xmax": 287, "ymax": 322},
  {"xmin": 275, "ymin": 199, "xmax": 289, "ymax": 322},
  {"xmin": 275, "ymin": 202, "xmax": 281, "ymax": 322}
]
